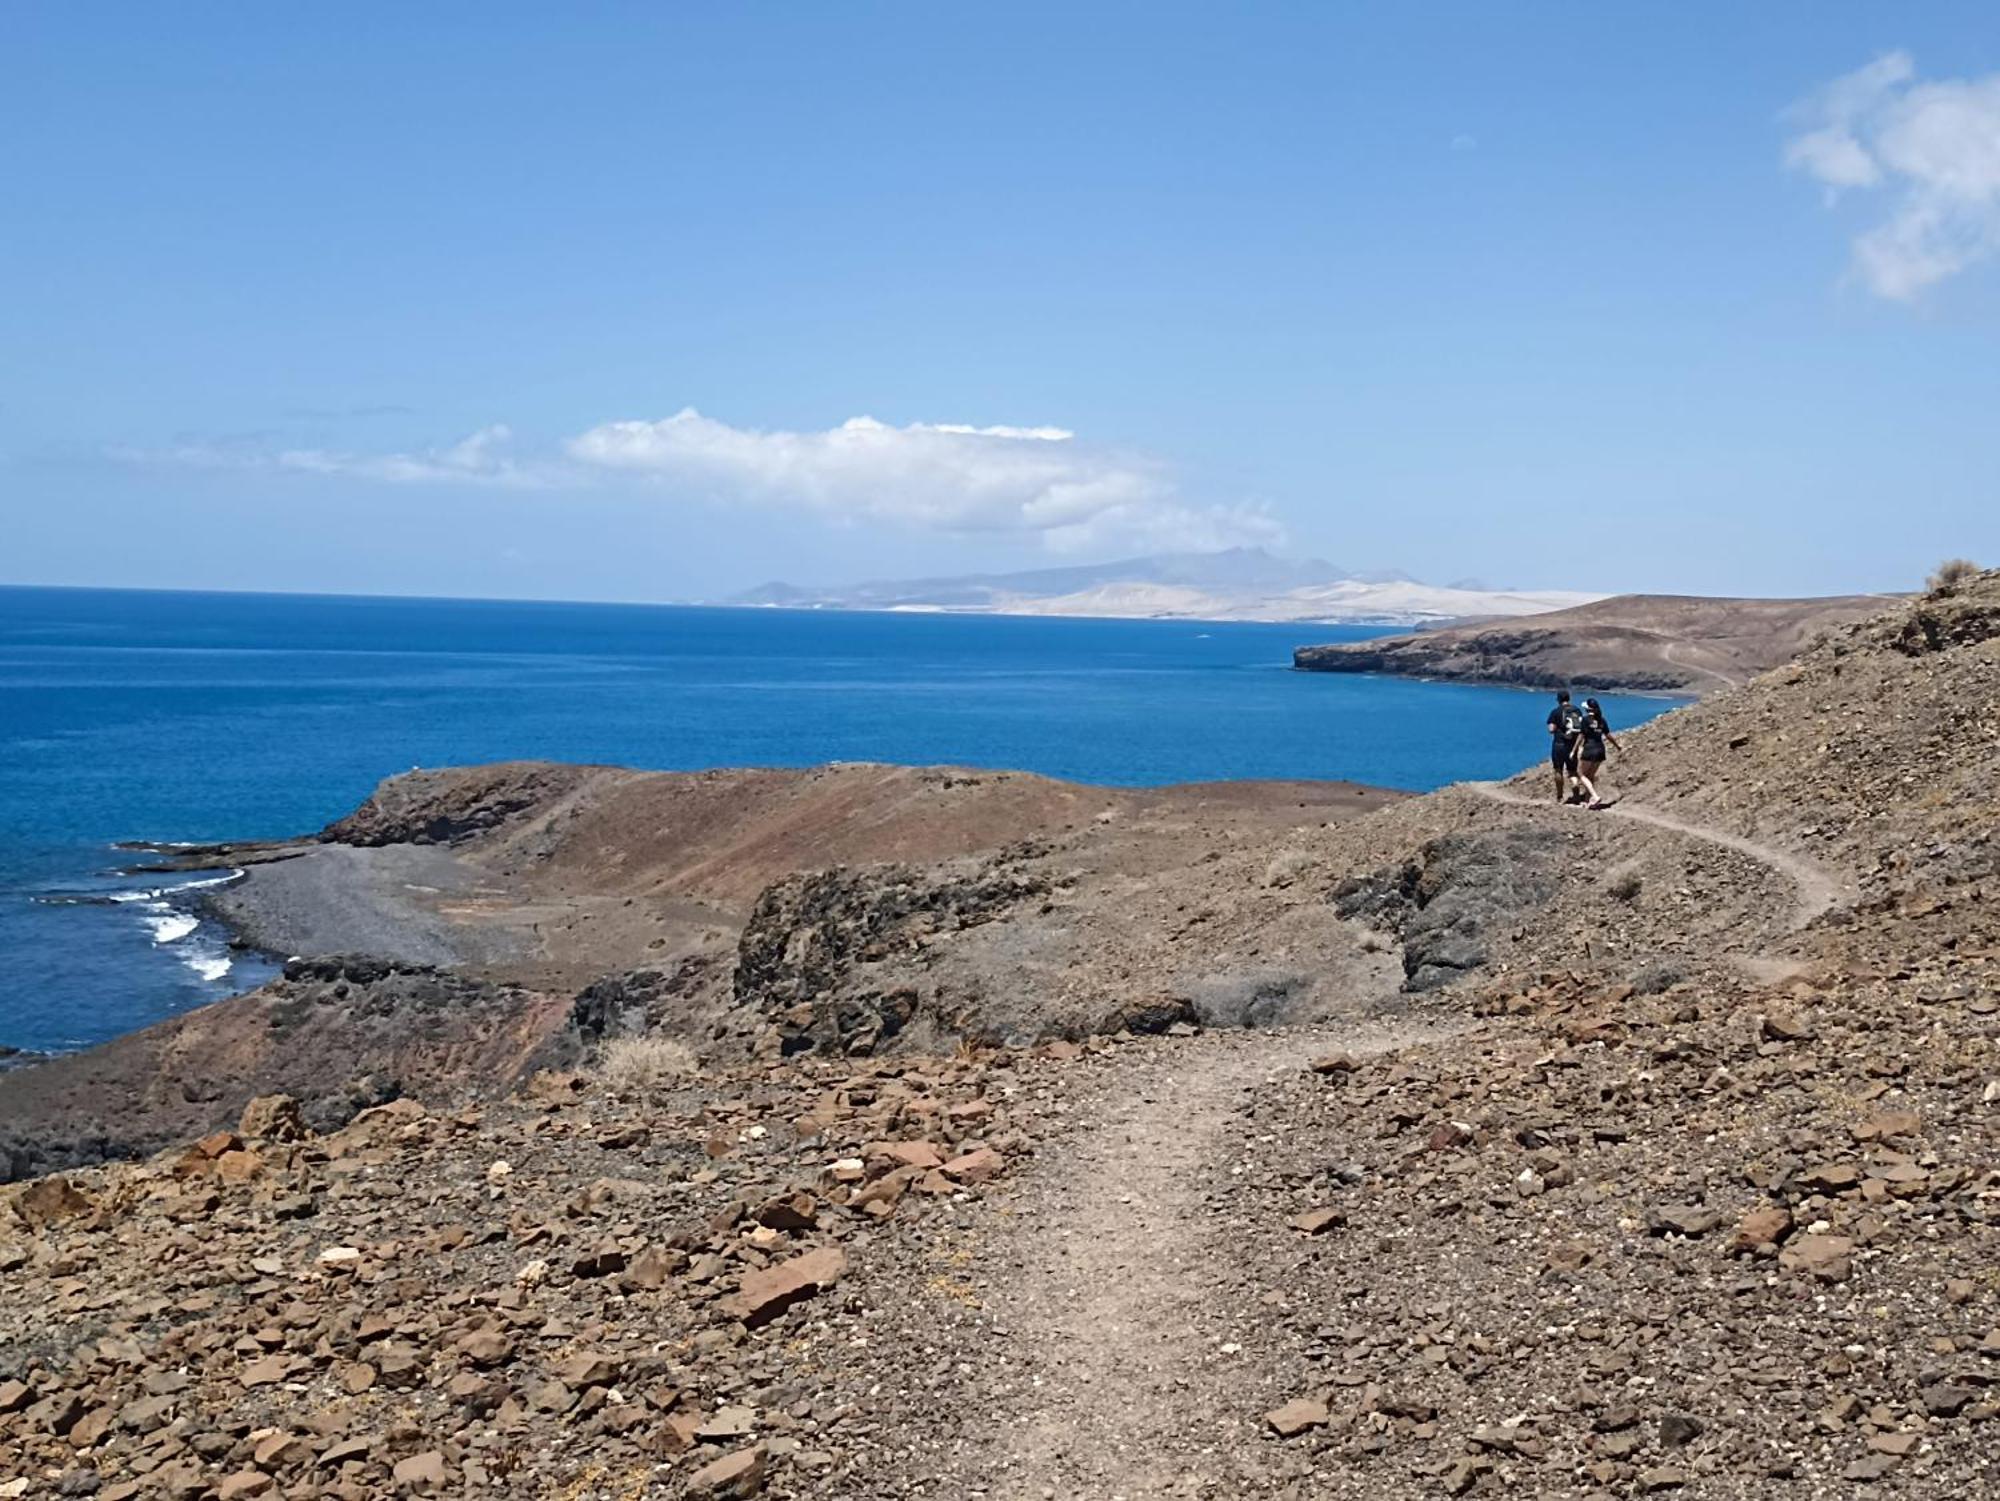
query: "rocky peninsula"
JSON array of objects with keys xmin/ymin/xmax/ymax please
[{"xmin": 1294, "ymin": 591, "xmax": 1892, "ymax": 694}]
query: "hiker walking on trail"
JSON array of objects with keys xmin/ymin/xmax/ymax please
[
  {"xmin": 1547, "ymin": 690, "xmax": 1585, "ymax": 804},
  {"xmin": 1571, "ymin": 696, "xmax": 1622, "ymax": 809}
]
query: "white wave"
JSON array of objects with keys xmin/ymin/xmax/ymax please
[
  {"xmin": 170, "ymin": 869, "xmax": 243, "ymax": 892},
  {"xmin": 106, "ymin": 868, "xmax": 243, "ymax": 905},
  {"xmin": 185, "ymin": 952, "xmax": 233, "ymax": 982},
  {"xmin": 145, "ymin": 911, "xmax": 200, "ymax": 944}
]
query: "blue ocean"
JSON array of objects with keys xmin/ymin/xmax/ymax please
[{"xmin": 0, "ymin": 586, "xmax": 1679, "ymax": 1055}]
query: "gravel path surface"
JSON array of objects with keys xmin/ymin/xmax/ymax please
[
  {"xmin": 1470, "ymin": 781, "xmax": 1851, "ymax": 929},
  {"xmin": 858, "ymin": 1019, "xmax": 1453, "ymax": 1498}
]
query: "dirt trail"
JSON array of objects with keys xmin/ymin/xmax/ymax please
[
  {"xmin": 937, "ymin": 1020, "xmax": 1439, "ymax": 1499},
  {"xmin": 1659, "ymin": 637, "xmax": 1743, "ymax": 691},
  {"xmin": 916, "ymin": 783, "xmax": 1852, "ymax": 1496},
  {"xmin": 1469, "ymin": 780, "xmax": 1849, "ymax": 928}
]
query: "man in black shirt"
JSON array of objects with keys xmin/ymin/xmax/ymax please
[{"xmin": 1546, "ymin": 690, "xmax": 1584, "ymax": 804}]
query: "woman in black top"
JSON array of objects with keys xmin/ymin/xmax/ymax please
[{"xmin": 1572, "ymin": 697, "xmax": 1622, "ymax": 809}]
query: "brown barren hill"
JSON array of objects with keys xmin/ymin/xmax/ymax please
[{"xmin": 1293, "ymin": 590, "xmax": 1893, "ymax": 694}]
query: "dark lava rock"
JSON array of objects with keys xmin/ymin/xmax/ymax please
[
  {"xmin": 1331, "ymin": 828, "xmax": 1567, "ymax": 991},
  {"xmin": 735, "ymin": 859, "xmax": 1047, "ymax": 1055}
]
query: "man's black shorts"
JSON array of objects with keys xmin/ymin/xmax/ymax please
[{"xmin": 1551, "ymin": 736, "xmax": 1577, "ymax": 770}]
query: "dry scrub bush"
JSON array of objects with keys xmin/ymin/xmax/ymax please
[
  {"xmin": 1927, "ymin": 558, "xmax": 1980, "ymax": 596},
  {"xmin": 596, "ymin": 1034, "xmax": 699, "ymax": 1093},
  {"xmin": 1263, "ymin": 848, "xmax": 1317, "ymax": 889}
]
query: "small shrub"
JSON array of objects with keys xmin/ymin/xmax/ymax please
[
  {"xmin": 1263, "ymin": 849, "xmax": 1315, "ymax": 889},
  {"xmin": 1608, "ymin": 873, "xmax": 1643, "ymax": 904},
  {"xmin": 1926, "ymin": 558, "xmax": 1980, "ymax": 596},
  {"xmin": 596, "ymin": 1034, "xmax": 698, "ymax": 1093},
  {"xmin": 1633, "ymin": 958, "xmax": 1687, "ymax": 995}
]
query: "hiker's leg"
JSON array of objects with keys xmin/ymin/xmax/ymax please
[{"xmin": 1577, "ymin": 759, "xmax": 1602, "ymax": 806}]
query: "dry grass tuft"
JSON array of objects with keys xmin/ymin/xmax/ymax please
[
  {"xmin": 1926, "ymin": 558, "xmax": 1980, "ymax": 596},
  {"xmin": 1263, "ymin": 848, "xmax": 1317, "ymax": 889},
  {"xmin": 595, "ymin": 1034, "xmax": 699, "ymax": 1093}
]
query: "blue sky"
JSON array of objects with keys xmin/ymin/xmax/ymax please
[{"xmin": 4, "ymin": 3, "xmax": 1997, "ymax": 600}]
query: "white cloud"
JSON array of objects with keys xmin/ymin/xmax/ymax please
[
  {"xmin": 141, "ymin": 424, "xmax": 546, "ymax": 488},
  {"xmin": 273, "ymin": 425, "xmax": 545, "ymax": 486},
  {"xmin": 565, "ymin": 409, "xmax": 1277, "ymax": 552},
  {"xmin": 122, "ymin": 410, "xmax": 1283, "ymax": 554},
  {"xmin": 1785, "ymin": 51, "xmax": 2000, "ymax": 300}
]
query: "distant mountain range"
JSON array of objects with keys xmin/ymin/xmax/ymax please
[{"xmin": 723, "ymin": 549, "xmax": 1603, "ymax": 626}]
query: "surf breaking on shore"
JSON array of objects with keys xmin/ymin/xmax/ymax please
[{"xmin": 36, "ymin": 866, "xmax": 249, "ymax": 988}]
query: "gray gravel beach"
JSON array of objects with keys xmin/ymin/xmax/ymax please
[{"xmin": 201, "ymin": 844, "xmax": 526, "ymax": 968}]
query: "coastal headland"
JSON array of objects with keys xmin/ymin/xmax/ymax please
[
  {"xmin": 2, "ymin": 574, "xmax": 1996, "ymax": 1498},
  {"xmin": 1294, "ymin": 591, "xmax": 1894, "ymax": 694}
]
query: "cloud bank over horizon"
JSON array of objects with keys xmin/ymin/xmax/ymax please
[
  {"xmin": 1786, "ymin": 51, "xmax": 2000, "ymax": 300},
  {"xmin": 124, "ymin": 410, "xmax": 1286, "ymax": 556}
]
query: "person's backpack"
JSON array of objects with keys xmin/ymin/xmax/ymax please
[{"xmin": 1556, "ymin": 702, "xmax": 1585, "ymax": 737}]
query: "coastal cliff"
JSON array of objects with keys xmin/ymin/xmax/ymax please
[{"xmin": 1295, "ymin": 591, "xmax": 1890, "ymax": 694}]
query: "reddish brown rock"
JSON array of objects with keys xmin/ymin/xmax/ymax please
[
  {"xmin": 941, "ymin": 1147, "xmax": 1005, "ymax": 1184},
  {"xmin": 1265, "ymin": 1397, "xmax": 1330, "ymax": 1437},
  {"xmin": 724, "ymin": 1245, "xmax": 848, "ymax": 1327},
  {"xmin": 755, "ymin": 1191, "xmax": 820, "ymax": 1232},
  {"xmin": 688, "ymin": 1445, "xmax": 766, "ymax": 1497},
  {"xmin": 1731, "ymin": 1205, "xmax": 1794, "ymax": 1254},
  {"xmin": 619, "ymin": 1243, "xmax": 685, "ymax": 1292},
  {"xmin": 556, "ymin": 1350, "xmax": 621, "ymax": 1389},
  {"xmin": 1780, "ymin": 1233, "xmax": 1856, "ymax": 1282},
  {"xmin": 870, "ymin": 1141, "xmax": 945, "ymax": 1171},
  {"xmin": 457, "ymin": 1329, "xmax": 514, "ymax": 1367},
  {"xmin": 214, "ymin": 1148, "xmax": 265, "ymax": 1184},
  {"xmin": 1853, "ymin": 1109, "xmax": 1920, "ymax": 1142},
  {"xmin": 391, "ymin": 1450, "xmax": 449, "ymax": 1488}
]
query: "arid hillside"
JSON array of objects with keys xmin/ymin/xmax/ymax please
[
  {"xmin": 0, "ymin": 765, "xmax": 1402, "ymax": 1181},
  {"xmin": 2, "ymin": 571, "xmax": 1997, "ymax": 1500},
  {"xmin": 1295, "ymin": 591, "xmax": 1893, "ymax": 694}
]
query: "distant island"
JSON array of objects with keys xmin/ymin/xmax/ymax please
[
  {"xmin": 1294, "ymin": 590, "xmax": 1894, "ymax": 694},
  {"xmin": 722, "ymin": 547, "xmax": 1602, "ymax": 626}
]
